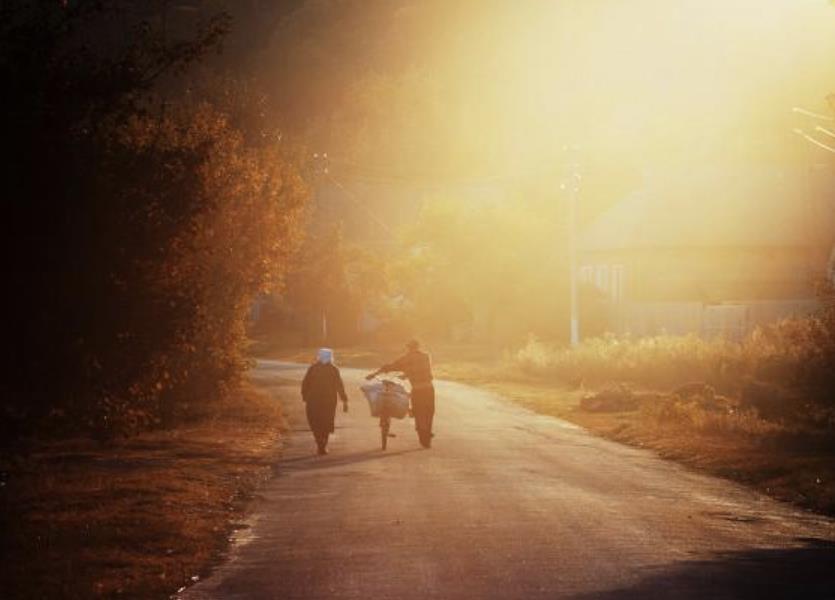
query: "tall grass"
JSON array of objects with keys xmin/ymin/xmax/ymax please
[
  {"xmin": 641, "ymin": 397, "xmax": 781, "ymax": 437},
  {"xmin": 513, "ymin": 314, "xmax": 835, "ymax": 397}
]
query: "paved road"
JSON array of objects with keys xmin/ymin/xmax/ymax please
[{"xmin": 184, "ymin": 361, "xmax": 835, "ymax": 599}]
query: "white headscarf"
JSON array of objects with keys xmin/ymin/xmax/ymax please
[{"xmin": 317, "ymin": 347, "xmax": 334, "ymax": 364}]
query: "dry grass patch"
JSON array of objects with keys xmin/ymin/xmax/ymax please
[{"xmin": 0, "ymin": 384, "xmax": 287, "ymax": 599}]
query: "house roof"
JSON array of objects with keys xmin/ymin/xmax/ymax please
[{"xmin": 580, "ymin": 165, "xmax": 835, "ymax": 251}]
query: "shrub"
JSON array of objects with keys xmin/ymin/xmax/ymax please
[
  {"xmin": 513, "ymin": 333, "xmax": 746, "ymax": 390},
  {"xmin": 640, "ymin": 397, "xmax": 779, "ymax": 438},
  {"xmin": 579, "ymin": 387, "xmax": 639, "ymax": 412},
  {"xmin": 513, "ymin": 295, "xmax": 835, "ymax": 405}
]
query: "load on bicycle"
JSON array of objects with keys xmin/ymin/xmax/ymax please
[{"xmin": 360, "ymin": 377, "xmax": 410, "ymax": 450}]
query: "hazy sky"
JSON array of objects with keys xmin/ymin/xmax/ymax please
[
  {"xmin": 264, "ymin": 0, "xmax": 835, "ymax": 177},
  {"xmin": 454, "ymin": 0, "xmax": 835, "ymax": 165}
]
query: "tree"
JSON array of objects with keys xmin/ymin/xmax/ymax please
[
  {"xmin": 388, "ymin": 192, "xmax": 570, "ymax": 345},
  {"xmin": 257, "ymin": 223, "xmax": 389, "ymax": 346},
  {"xmin": 1, "ymin": 2, "xmax": 308, "ymax": 439}
]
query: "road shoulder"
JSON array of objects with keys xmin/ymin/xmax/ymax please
[{"xmin": 0, "ymin": 383, "xmax": 287, "ymax": 598}]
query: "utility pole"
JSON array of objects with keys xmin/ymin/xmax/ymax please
[
  {"xmin": 312, "ymin": 152, "xmax": 330, "ymax": 345},
  {"xmin": 563, "ymin": 153, "xmax": 582, "ymax": 347}
]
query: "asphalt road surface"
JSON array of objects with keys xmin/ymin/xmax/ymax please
[{"xmin": 183, "ymin": 360, "xmax": 835, "ymax": 600}]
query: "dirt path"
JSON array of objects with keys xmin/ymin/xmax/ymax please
[{"xmin": 182, "ymin": 361, "xmax": 835, "ymax": 599}]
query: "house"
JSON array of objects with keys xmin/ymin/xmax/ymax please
[
  {"xmin": 829, "ymin": 244, "xmax": 835, "ymax": 284},
  {"xmin": 579, "ymin": 164, "xmax": 835, "ymax": 339}
]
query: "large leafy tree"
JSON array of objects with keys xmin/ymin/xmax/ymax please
[{"xmin": 2, "ymin": 2, "xmax": 307, "ymax": 438}]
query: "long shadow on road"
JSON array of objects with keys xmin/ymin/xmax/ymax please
[
  {"xmin": 275, "ymin": 448, "xmax": 424, "ymax": 473},
  {"xmin": 572, "ymin": 538, "xmax": 835, "ymax": 600}
]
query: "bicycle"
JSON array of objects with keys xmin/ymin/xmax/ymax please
[{"xmin": 361, "ymin": 377, "xmax": 410, "ymax": 450}]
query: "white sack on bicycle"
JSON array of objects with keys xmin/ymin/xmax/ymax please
[{"xmin": 361, "ymin": 380, "xmax": 410, "ymax": 419}]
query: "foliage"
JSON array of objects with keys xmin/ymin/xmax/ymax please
[
  {"xmin": 1, "ymin": 2, "xmax": 307, "ymax": 438},
  {"xmin": 640, "ymin": 398, "xmax": 781, "ymax": 438},
  {"xmin": 256, "ymin": 224, "xmax": 388, "ymax": 346},
  {"xmin": 388, "ymin": 191, "xmax": 569, "ymax": 343}
]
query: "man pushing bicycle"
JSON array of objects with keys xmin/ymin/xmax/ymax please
[{"xmin": 366, "ymin": 339, "xmax": 435, "ymax": 448}]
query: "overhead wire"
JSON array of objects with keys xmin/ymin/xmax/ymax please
[
  {"xmin": 815, "ymin": 125, "xmax": 835, "ymax": 139},
  {"xmin": 324, "ymin": 172, "xmax": 399, "ymax": 239},
  {"xmin": 792, "ymin": 106, "xmax": 834, "ymax": 121},
  {"xmin": 793, "ymin": 128, "xmax": 835, "ymax": 154},
  {"xmin": 792, "ymin": 107, "xmax": 835, "ymax": 154}
]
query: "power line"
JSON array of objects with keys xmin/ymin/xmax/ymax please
[
  {"xmin": 792, "ymin": 106, "xmax": 835, "ymax": 154},
  {"xmin": 815, "ymin": 125, "xmax": 835, "ymax": 140},
  {"xmin": 792, "ymin": 106, "xmax": 834, "ymax": 121},
  {"xmin": 324, "ymin": 172, "xmax": 399, "ymax": 239},
  {"xmin": 793, "ymin": 128, "xmax": 835, "ymax": 154},
  {"xmin": 327, "ymin": 154, "xmax": 583, "ymax": 187}
]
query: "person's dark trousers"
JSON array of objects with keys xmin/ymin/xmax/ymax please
[
  {"xmin": 411, "ymin": 386, "xmax": 435, "ymax": 447},
  {"xmin": 313, "ymin": 431, "xmax": 329, "ymax": 454}
]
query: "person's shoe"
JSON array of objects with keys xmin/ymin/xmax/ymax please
[{"xmin": 317, "ymin": 446, "xmax": 328, "ymax": 455}]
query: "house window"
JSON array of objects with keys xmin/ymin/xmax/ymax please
[
  {"xmin": 595, "ymin": 265, "xmax": 609, "ymax": 292},
  {"xmin": 611, "ymin": 264, "xmax": 624, "ymax": 302},
  {"xmin": 829, "ymin": 246, "xmax": 835, "ymax": 284},
  {"xmin": 581, "ymin": 263, "xmax": 624, "ymax": 302},
  {"xmin": 579, "ymin": 266, "xmax": 593, "ymax": 283}
]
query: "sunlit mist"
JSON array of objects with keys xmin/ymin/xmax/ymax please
[{"xmin": 284, "ymin": 0, "xmax": 835, "ymax": 180}]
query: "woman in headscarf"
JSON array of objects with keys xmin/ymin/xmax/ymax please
[{"xmin": 301, "ymin": 348, "xmax": 349, "ymax": 455}]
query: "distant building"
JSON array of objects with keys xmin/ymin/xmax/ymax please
[
  {"xmin": 579, "ymin": 165, "xmax": 835, "ymax": 339},
  {"xmin": 829, "ymin": 244, "xmax": 835, "ymax": 284}
]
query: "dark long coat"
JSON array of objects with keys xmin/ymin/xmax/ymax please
[
  {"xmin": 301, "ymin": 362, "xmax": 348, "ymax": 434},
  {"xmin": 379, "ymin": 349, "xmax": 435, "ymax": 439}
]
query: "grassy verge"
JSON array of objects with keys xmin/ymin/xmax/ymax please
[
  {"xmin": 260, "ymin": 342, "xmax": 835, "ymax": 515},
  {"xmin": 0, "ymin": 383, "xmax": 288, "ymax": 599}
]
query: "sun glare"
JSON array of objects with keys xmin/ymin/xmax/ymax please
[{"xmin": 408, "ymin": 0, "xmax": 835, "ymax": 175}]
